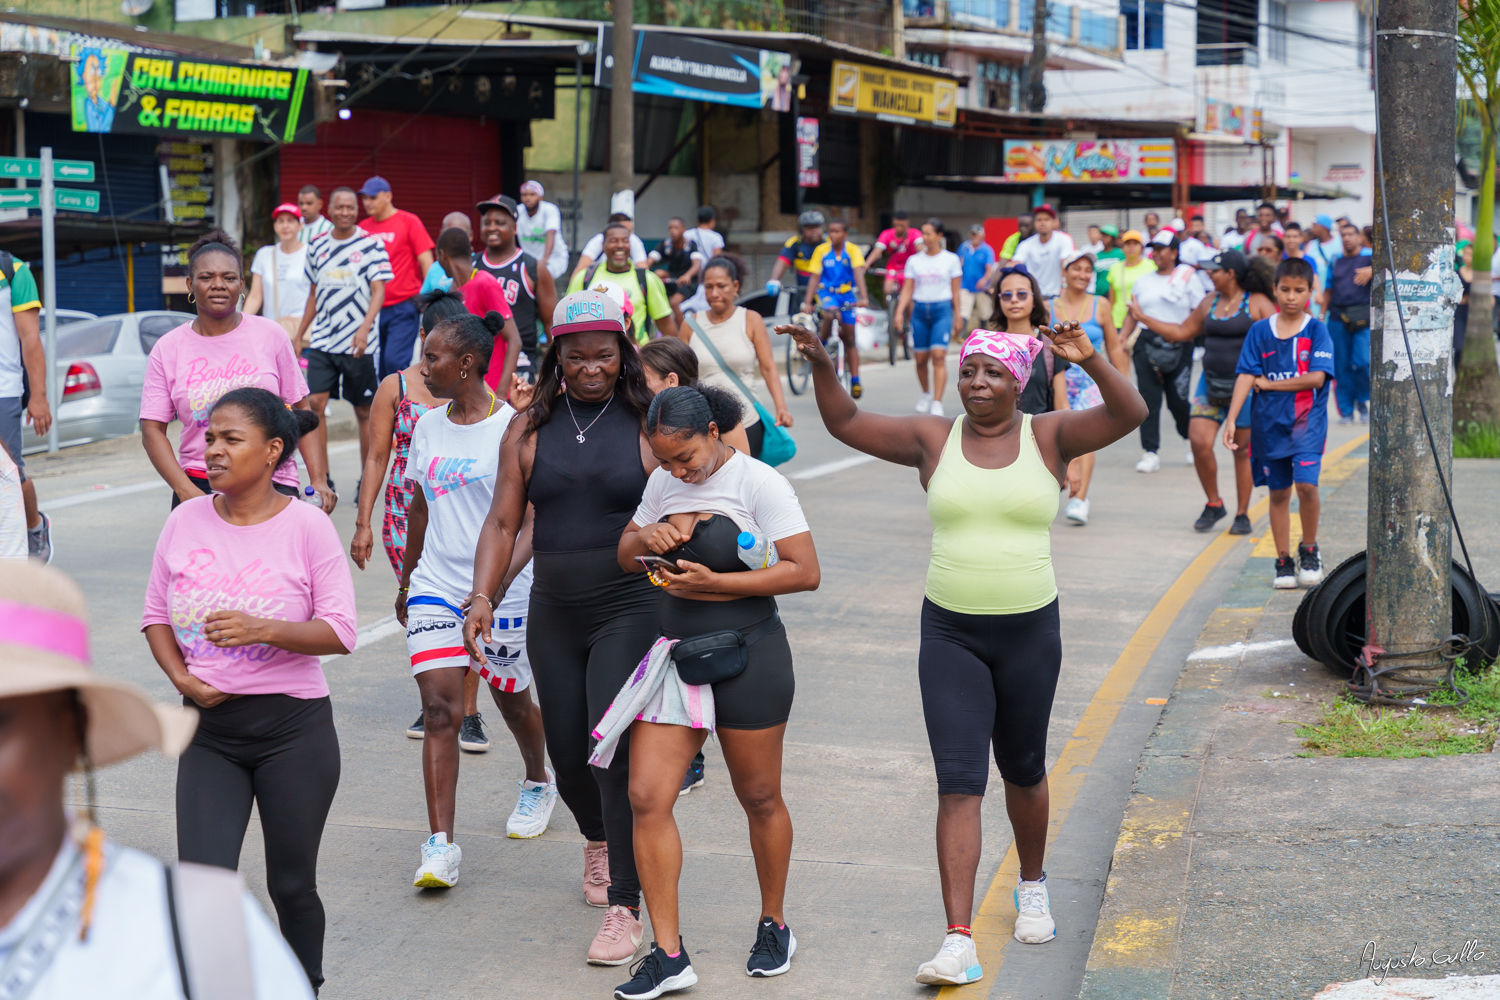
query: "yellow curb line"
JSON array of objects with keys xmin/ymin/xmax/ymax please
[{"xmin": 946, "ymin": 432, "xmax": 1369, "ymax": 993}]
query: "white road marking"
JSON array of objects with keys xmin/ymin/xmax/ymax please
[
  {"xmin": 1186, "ymin": 639, "xmax": 1298, "ymax": 661},
  {"xmin": 1313, "ymin": 975, "xmax": 1500, "ymax": 998},
  {"xmin": 323, "ymin": 613, "xmax": 403, "ymax": 664},
  {"xmin": 787, "ymin": 454, "xmax": 876, "ymax": 480}
]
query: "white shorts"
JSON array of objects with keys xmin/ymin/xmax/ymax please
[{"xmin": 405, "ymin": 597, "xmax": 531, "ymax": 693}]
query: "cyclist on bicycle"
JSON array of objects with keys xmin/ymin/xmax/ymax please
[
  {"xmin": 802, "ymin": 217, "xmax": 869, "ymax": 398},
  {"xmin": 865, "ymin": 211, "xmax": 922, "ymax": 333},
  {"xmin": 767, "ymin": 210, "xmax": 827, "ymax": 303}
]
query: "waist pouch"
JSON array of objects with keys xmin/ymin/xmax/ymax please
[
  {"xmin": 1141, "ymin": 332, "xmax": 1187, "ymax": 374},
  {"xmin": 670, "ymin": 611, "xmax": 781, "ymax": 685},
  {"xmin": 1338, "ymin": 303, "xmax": 1371, "ymax": 331},
  {"xmin": 1204, "ymin": 371, "xmax": 1239, "ymax": 407}
]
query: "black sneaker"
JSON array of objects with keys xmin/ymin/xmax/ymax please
[
  {"xmin": 459, "ymin": 713, "xmax": 490, "ymax": 752},
  {"xmin": 679, "ymin": 752, "xmax": 705, "ymax": 797},
  {"xmin": 746, "ymin": 917, "xmax": 797, "ymax": 977},
  {"xmin": 1296, "ymin": 541, "xmax": 1324, "ymax": 587},
  {"xmin": 406, "ymin": 711, "xmax": 425, "ymax": 739},
  {"xmin": 615, "ymin": 942, "xmax": 697, "ymax": 999},
  {"xmin": 1228, "ymin": 513, "xmax": 1252, "ymax": 535},
  {"xmin": 1193, "ymin": 502, "xmax": 1227, "ymax": 532},
  {"xmin": 326, "ymin": 474, "xmax": 337, "ymax": 496},
  {"xmin": 1274, "ymin": 555, "xmax": 1298, "ymax": 590}
]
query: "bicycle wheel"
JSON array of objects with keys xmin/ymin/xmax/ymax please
[
  {"xmin": 830, "ymin": 334, "xmax": 850, "ymax": 393},
  {"xmin": 885, "ymin": 293, "xmax": 899, "ymax": 366},
  {"xmin": 786, "ymin": 329, "xmax": 810, "ymax": 395}
]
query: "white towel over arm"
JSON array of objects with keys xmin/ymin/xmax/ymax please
[{"xmin": 589, "ymin": 637, "xmax": 716, "ymax": 768}]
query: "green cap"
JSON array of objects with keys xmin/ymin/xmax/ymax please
[{"xmin": 1100, "ymin": 224, "xmax": 1120, "ymax": 238}]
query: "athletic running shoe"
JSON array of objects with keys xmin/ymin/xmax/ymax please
[
  {"xmin": 914, "ymin": 933, "xmax": 982, "ymax": 985},
  {"xmin": 615, "ymin": 941, "xmax": 696, "ymax": 998},
  {"xmin": 1274, "ymin": 555, "xmax": 1298, "ymax": 589},
  {"xmin": 1337, "ymin": 413, "xmax": 1353, "ymax": 425},
  {"xmin": 1184, "ymin": 445, "xmax": 1195, "ymax": 466},
  {"xmin": 1194, "ymin": 502, "xmax": 1227, "ymax": 533},
  {"xmin": 746, "ymin": 917, "xmax": 796, "ymax": 977},
  {"xmin": 590, "ymin": 905, "xmax": 645, "ymax": 967},
  {"xmin": 851, "ymin": 378, "xmax": 863, "ymax": 399},
  {"xmin": 459, "ymin": 713, "xmax": 489, "ymax": 752},
  {"xmin": 1013, "ymin": 875, "xmax": 1056, "ymax": 944},
  {"xmin": 1297, "ymin": 541, "xmax": 1324, "ymax": 587},
  {"xmin": 1229, "ymin": 514, "xmax": 1253, "ymax": 535},
  {"xmin": 27, "ymin": 512, "xmax": 52, "ymax": 564},
  {"xmin": 413, "ymin": 833, "xmax": 461, "ymax": 889},
  {"xmin": 916, "ymin": 391, "xmax": 932, "ymax": 413},
  {"xmin": 930, "ymin": 399, "xmax": 945, "ymax": 417},
  {"xmin": 679, "ymin": 753, "xmax": 705, "ymax": 797},
  {"xmin": 1357, "ymin": 402, "xmax": 1369, "ymax": 424},
  {"xmin": 507, "ymin": 767, "xmax": 559, "ymax": 839},
  {"xmin": 584, "ymin": 841, "xmax": 611, "ymax": 906},
  {"xmin": 1064, "ymin": 497, "xmax": 1089, "ymax": 525},
  {"xmin": 406, "ymin": 711, "xmax": 425, "ymax": 739},
  {"xmin": 1135, "ymin": 451, "xmax": 1161, "ymax": 473}
]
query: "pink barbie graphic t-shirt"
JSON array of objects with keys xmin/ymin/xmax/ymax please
[
  {"xmin": 139, "ymin": 315, "xmax": 310, "ymax": 489},
  {"xmin": 142, "ymin": 495, "xmax": 358, "ymax": 698}
]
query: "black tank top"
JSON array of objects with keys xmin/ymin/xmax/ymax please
[
  {"xmin": 528, "ymin": 391, "xmax": 648, "ymax": 552},
  {"xmin": 1202, "ymin": 292, "xmax": 1255, "ymax": 379},
  {"xmin": 474, "ymin": 247, "xmax": 540, "ymax": 353},
  {"xmin": 661, "ymin": 515, "xmax": 748, "ymax": 575}
]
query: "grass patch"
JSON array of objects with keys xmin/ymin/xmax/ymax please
[
  {"xmin": 1454, "ymin": 422, "xmax": 1500, "ymax": 458},
  {"xmin": 1295, "ymin": 661, "xmax": 1499, "ymax": 757}
]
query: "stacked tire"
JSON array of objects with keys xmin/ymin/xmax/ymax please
[{"xmin": 1292, "ymin": 551, "xmax": 1500, "ymax": 675}]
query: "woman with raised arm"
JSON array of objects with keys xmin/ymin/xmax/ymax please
[{"xmin": 775, "ymin": 315, "xmax": 1145, "ymax": 988}]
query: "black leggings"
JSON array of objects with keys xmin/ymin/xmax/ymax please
[
  {"xmin": 918, "ymin": 598, "xmax": 1061, "ymax": 795},
  {"xmin": 528, "ymin": 547, "xmax": 662, "ymax": 908},
  {"xmin": 661, "ymin": 594, "xmax": 794, "ymax": 729},
  {"xmin": 176, "ymin": 694, "xmax": 341, "ymax": 991},
  {"xmin": 1133, "ymin": 350, "xmax": 1192, "ymax": 454}
]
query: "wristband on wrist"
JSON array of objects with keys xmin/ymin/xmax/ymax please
[
  {"xmin": 470, "ymin": 592, "xmax": 494, "ymax": 609},
  {"xmin": 398, "ymin": 585, "xmax": 409, "ymax": 593}
]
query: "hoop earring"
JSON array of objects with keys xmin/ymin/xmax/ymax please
[
  {"xmin": 461, "ymin": 369, "xmax": 469, "ymax": 379},
  {"xmin": 186, "ymin": 292, "xmax": 196, "ymax": 304}
]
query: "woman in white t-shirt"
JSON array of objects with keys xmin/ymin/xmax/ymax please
[
  {"xmin": 894, "ymin": 219, "xmax": 964, "ymax": 416},
  {"xmin": 395, "ymin": 312, "xmax": 556, "ymax": 889},
  {"xmin": 613, "ymin": 384, "xmax": 820, "ymax": 991},
  {"xmin": 517, "ymin": 180, "xmax": 570, "ymax": 279},
  {"xmin": 1122, "ymin": 233, "xmax": 1206, "ymax": 472},
  {"xmin": 244, "ymin": 203, "xmax": 311, "ymax": 339}
]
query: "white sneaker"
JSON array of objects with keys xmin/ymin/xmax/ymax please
[
  {"xmin": 1065, "ymin": 497, "xmax": 1090, "ymax": 525},
  {"xmin": 1184, "ymin": 444, "xmax": 1195, "ymax": 466},
  {"xmin": 930, "ymin": 399, "xmax": 945, "ymax": 417},
  {"xmin": 916, "ymin": 391, "xmax": 932, "ymax": 413},
  {"xmin": 1013, "ymin": 877, "xmax": 1056, "ymax": 944},
  {"xmin": 1135, "ymin": 451, "xmax": 1161, "ymax": 473},
  {"xmin": 915, "ymin": 933, "xmax": 983, "ymax": 985},
  {"xmin": 507, "ymin": 767, "xmax": 559, "ymax": 839},
  {"xmin": 414, "ymin": 833, "xmax": 461, "ymax": 888}
]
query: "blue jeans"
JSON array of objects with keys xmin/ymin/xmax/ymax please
[
  {"xmin": 910, "ymin": 300, "xmax": 954, "ymax": 351},
  {"xmin": 378, "ymin": 299, "xmax": 422, "ymax": 380},
  {"xmin": 1327, "ymin": 313, "xmax": 1369, "ymax": 417}
]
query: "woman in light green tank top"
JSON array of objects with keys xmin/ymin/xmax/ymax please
[{"xmin": 777, "ymin": 291, "xmax": 1145, "ymax": 986}]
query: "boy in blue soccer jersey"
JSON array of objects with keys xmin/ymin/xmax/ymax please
[{"xmin": 1223, "ymin": 257, "xmax": 1335, "ymax": 590}]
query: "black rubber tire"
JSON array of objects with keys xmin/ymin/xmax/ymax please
[{"xmin": 1292, "ymin": 585, "xmax": 1318, "ymax": 659}]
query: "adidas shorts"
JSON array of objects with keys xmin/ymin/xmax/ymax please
[{"xmin": 405, "ymin": 598, "xmax": 531, "ymax": 693}]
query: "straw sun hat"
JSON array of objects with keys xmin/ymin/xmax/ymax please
[{"xmin": 1, "ymin": 560, "xmax": 196, "ymax": 767}]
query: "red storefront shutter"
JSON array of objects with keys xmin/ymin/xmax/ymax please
[{"xmin": 279, "ymin": 110, "xmax": 501, "ymax": 243}]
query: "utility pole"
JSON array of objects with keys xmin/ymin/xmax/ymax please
[
  {"xmin": 1363, "ymin": 0, "xmax": 1458, "ymax": 702},
  {"xmin": 1026, "ymin": 0, "xmax": 1047, "ymax": 113},
  {"xmin": 892, "ymin": 0, "xmax": 905, "ymax": 61},
  {"xmin": 610, "ymin": 0, "xmax": 635, "ymax": 213},
  {"xmin": 40, "ymin": 147, "xmax": 57, "ymax": 454}
]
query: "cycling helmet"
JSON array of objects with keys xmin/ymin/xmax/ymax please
[{"xmin": 797, "ymin": 210, "xmax": 825, "ymax": 228}]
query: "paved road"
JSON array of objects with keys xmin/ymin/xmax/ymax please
[{"xmin": 36, "ymin": 357, "xmax": 1349, "ymax": 999}]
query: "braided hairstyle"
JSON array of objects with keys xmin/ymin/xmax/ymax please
[
  {"xmin": 211, "ymin": 387, "xmax": 320, "ymax": 468},
  {"xmin": 646, "ymin": 384, "xmax": 743, "ymax": 440}
]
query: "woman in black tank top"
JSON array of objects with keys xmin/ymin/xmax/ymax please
[
  {"xmin": 1176, "ymin": 249, "xmax": 1276, "ymax": 534},
  {"xmin": 465, "ymin": 289, "xmax": 660, "ymax": 965}
]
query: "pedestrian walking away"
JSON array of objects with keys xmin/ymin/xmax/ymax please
[
  {"xmin": 517, "ymin": 179, "xmax": 571, "ymax": 280},
  {"xmin": 141, "ymin": 229, "xmax": 335, "ymax": 513},
  {"xmin": 1224, "ymin": 257, "xmax": 1333, "ymax": 590},
  {"xmin": 608, "ymin": 383, "xmax": 820, "ymax": 998},
  {"xmin": 569, "ymin": 222, "xmax": 679, "ymax": 343},
  {"xmin": 245, "ymin": 203, "xmax": 312, "ymax": 345},
  {"xmin": 680, "ymin": 256, "xmax": 794, "ymax": 461},
  {"xmin": 463, "ymin": 290, "xmax": 662, "ymax": 966},
  {"xmin": 776, "ymin": 314, "xmax": 1145, "ymax": 987},
  {"xmin": 1008, "ymin": 204, "xmax": 1075, "ymax": 301},
  {"xmin": 802, "ymin": 218, "xmax": 869, "ymax": 397},
  {"xmin": 896, "ymin": 219, "xmax": 964, "ymax": 416},
  {"xmin": 474, "ymin": 193, "xmax": 558, "ymax": 378},
  {"xmin": 640, "ymin": 336, "xmax": 754, "ymax": 458},
  {"xmin": 432, "ymin": 226, "xmax": 523, "ymax": 394},
  {"xmin": 141, "ymin": 388, "xmax": 357, "ymax": 992},
  {"xmin": 396, "ymin": 311, "xmax": 557, "ymax": 888},
  {"xmin": 865, "ymin": 210, "xmax": 922, "ymax": 331},
  {"xmin": 988, "ymin": 264, "xmax": 1071, "ymax": 420},
  {"xmin": 1049, "ymin": 249, "xmax": 1130, "ymax": 526},
  {"xmin": 1122, "ymin": 231, "xmax": 1205, "ymax": 473},
  {"xmin": 1180, "ymin": 250, "xmax": 1276, "ymax": 534},
  {"xmin": 3, "ymin": 560, "xmax": 318, "ymax": 998},
  {"xmin": 0, "ymin": 243, "xmax": 51, "ymax": 560},
  {"xmin": 1321, "ymin": 222, "xmax": 1373, "ymax": 423},
  {"xmin": 357, "ymin": 176, "xmax": 436, "ymax": 380}
]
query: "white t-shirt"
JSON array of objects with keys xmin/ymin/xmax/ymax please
[
  {"xmin": 0, "ymin": 440, "xmax": 25, "ymax": 559},
  {"xmin": 516, "ymin": 201, "xmax": 569, "ymax": 274},
  {"xmin": 1081, "ymin": 240, "xmax": 1105, "ymax": 256},
  {"xmin": 581, "ymin": 231, "xmax": 648, "ymax": 266},
  {"xmin": 406, "ymin": 402, "xmax": 532, "ymax": 616},
  {"xmin": 1010, "ymin": 231, "xmax": 1076, "ymax": 298},
  {"xmin": 634, "ymin": 450, "xmax": 810, "ymax": 543},
  {"xmin": 1132, "ymin": 264, "xmax": 1207, "ymax": 325},
  {"xmin": 250, "ymin": 244, "xmax": 311, "ymax": 319},
  {"xmin": 903, "ymin": 248, "xmax": 963, "ymax": 303},
  {"xmin": 1220, "ymin": 230, "xmax": 1248, "ymax": 251},
  {"xmin": 687, "ymin": 227, "xmax": 724, "ymax": 259},
  {"xmin": 1176, "ymin": 236, "xmax": 1215, "ymax": 292}
]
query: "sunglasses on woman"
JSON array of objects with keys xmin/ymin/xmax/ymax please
[{"xmin": 999, "ymin": 290, "xmax": 1031, "ymax": 301}]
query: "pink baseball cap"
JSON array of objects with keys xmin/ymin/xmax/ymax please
[
  {"xmin": 272, "ymin": 202, "xmax": 301, "ymax": 220},
  {"xmin": 551, "ymin": 289, "xmax": 630, "ymax": 338}
]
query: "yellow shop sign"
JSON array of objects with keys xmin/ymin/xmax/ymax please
[{"xmin": 830, "ymin": 61, "xmax": 956, "ymax": 128}]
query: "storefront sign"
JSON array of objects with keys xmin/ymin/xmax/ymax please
[
  {"xmin": 1199, "ymin": 98, "xmax": 1262, "ymax": 143},
  {"xmin": 595, "ymin": 27, "xmax": 792, "ymax": 110},
  {"xmin": 796, "ymin": 117, "xmax": 819, "ymax": 188},
  {"xmin": 1002, "ymin": 138, "xmax": 1176, "ymax": 184},
  {"xmin": 70, "ymin": 46, "xmax": 312, "ymax": 143},
  {"xmin": 830, "ymin": 60, "xmax": 956, "ymax": 128}
]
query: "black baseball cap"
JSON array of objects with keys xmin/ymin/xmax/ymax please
[{"xmin": 476, "ymin": 193, "xmax": 518, "ymax": 218}]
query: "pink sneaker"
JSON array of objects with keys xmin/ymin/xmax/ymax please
[
  {"xmin": 583, "ymin": 841, "xmax": 611, "ymax": 907},
  {"xmin": 587, "ymin": 904, "xmax": 643, "ymax": 966}
]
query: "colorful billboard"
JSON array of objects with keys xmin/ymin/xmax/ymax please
[
  {"xmin": 1199, "ymin": 98, "xmax": 1262, "ymax": 143},
  {"xmin": 1001, "ymin": 138, "xmax": 1177, "ymax": 184},
  {"xmin": 595, "ymin": 27, "xmax": 792, "ymax": 109},
  {"xmin": 830, "ymin": 60, "xmax": 957, "ymax": 128}
]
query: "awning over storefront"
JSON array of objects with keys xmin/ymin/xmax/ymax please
[
  {"xmin": 919, "ymin": 177, "xmax": 1350, "ymax": 209},
  {"xmin": 0, "ymin": 217, "xmax": 208, "ymax": 261}
]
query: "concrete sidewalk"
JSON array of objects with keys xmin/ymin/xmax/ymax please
[{"xmin": 1078, "ymin": 446, "xmax": 1500, "ymax": 1000}]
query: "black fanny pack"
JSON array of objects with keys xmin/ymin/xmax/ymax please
[
  {"xmin": 1204, "ymin": 371, "xmax": 1239, "ymax": 407},
  {"xmin": 670, "ymin": 612, "xmax": 781, "ymax": 686},
  {"xmin": 1337, "ymin": 303, "xmax": 1371, "ymax": 331},
  {"xmin": 1141, "ymin": 332, "xmax": 1187, "ymax": 374}
]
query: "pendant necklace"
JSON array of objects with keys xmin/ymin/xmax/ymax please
[{"xmin": 566, "ymin": 392, "xmax": 613, "ymax": 444}]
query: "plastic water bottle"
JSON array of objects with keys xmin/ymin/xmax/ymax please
[
  {"xmin": 302, "ymin": 485, "xmax": 323, "ymax": 509},
  {"xmin": 736, "ymin": 531, "xmax": 779, "ymax": 570}
]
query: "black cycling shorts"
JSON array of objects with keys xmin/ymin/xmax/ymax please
[
  {"xmin": 661, "ymin": 594, "xmax": 794, "ymax": 730},
  {"xmin": 305, "ymin": 348, "xmax": 379, "ymax": 405}
]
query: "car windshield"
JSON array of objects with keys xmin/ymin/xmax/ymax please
[
  {"xmin": 56, "ymin": 320, "xmax": 122, "ymax": 359},
  {"xmin": 138, "ymin": 313, "xmax": 191, "ymax": 355}
]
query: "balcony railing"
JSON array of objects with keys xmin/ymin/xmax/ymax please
[
  {"xmin": 1196, "ymin": 42, "xmax": 1259, "ymax": 67},
  {"xmin": 904, "ymin": 0, "xmax": 1121, "ymax": 55}
]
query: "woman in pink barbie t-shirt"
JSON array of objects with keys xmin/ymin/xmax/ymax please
[
  {"xmin": 142, "ymin": 386, "xmax": 355, "ymax": 992},
  {"xmin": 140, "ymin": 227, "xmax": 337, "ymax": 512}
]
